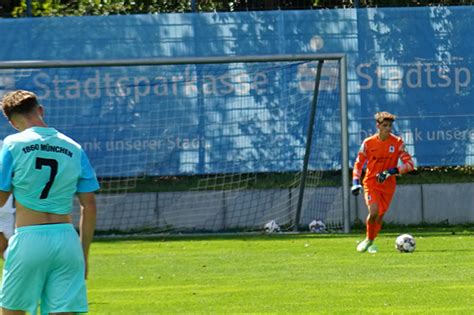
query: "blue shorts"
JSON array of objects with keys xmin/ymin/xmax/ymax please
[{"xmin": 0, "ymin": 223, "xmax": 88, "ymax": 314}]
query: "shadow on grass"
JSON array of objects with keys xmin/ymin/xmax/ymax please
[
  {"xmin": 95, "ymin": 231, "xmax": 366, "ymax": 242},
  {"xmin": 95, "ymin": 224, "xmax": 474, "ymax": 243}
]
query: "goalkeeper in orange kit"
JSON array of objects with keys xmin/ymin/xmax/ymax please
[{"xmin": 352, "ymin": 112, "xmax": 415, "ymax": 253}]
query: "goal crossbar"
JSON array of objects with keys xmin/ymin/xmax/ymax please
[{"xmin": 0, "ymin": 54, "xmax": 346, "ymax": 69}]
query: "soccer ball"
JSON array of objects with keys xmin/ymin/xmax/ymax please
[
  {"xmin": 309, "ymin": 220, "xmax": 326, "ymax": 233},
  {"xmin": 395, "ymin": 234, "xmax": 416, "ymax": 253},
  {"xmin": 264, "ymin": 220, "xmax": 280, "ymax": 233}
]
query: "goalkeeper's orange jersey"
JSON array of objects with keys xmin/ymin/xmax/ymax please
[{"xmin": 353, "ymin": 133, "xmax": 414, "ymax": 192}]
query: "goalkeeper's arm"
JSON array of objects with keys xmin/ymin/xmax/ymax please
[
  {"xmin": 351, "ymin": 179, "xmax": 362, "ymax": 196},
  {"xmin": 376, "ymin": 167, "xmax": 399, "ymax": 183},
  {"xmin": 397, "ymin": 144, "xmax": 415, "ymax": 174},
  {"xmin": 377, "ymin": 145, "xmax": 415, "ymax": 184},
  {"xmin": 351, "ymin": 144, "xmax": 367, "ymax": 196}
]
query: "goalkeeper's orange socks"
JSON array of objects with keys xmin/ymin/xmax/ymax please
[
  {"xmin": 366, "ymin": 219, "xmax": 382, "ymax": 241},
  {"xmin": 366, "ymin": 218, "xmax": 375, "ymax": 241},
  {"xmin": 373, "ymin": 220, "xmax": 383, "ymax": 239}
]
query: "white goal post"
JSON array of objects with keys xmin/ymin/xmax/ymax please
[{"xmin": 0, "ymin": 54, "xmax": 350, "ymax": 234}]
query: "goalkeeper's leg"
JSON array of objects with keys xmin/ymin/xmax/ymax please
[
  {"xmin": 358, "ymin": 189, "xmax": 396, "ymax": 252},
  {"xmin": 371, "ymin": 190, "xmax": 395, "ymax": 240},
  {"xmin": 366, "ymin": 203, "xmax": 380, "ymax": 240},
  {"xmin": 357, "ymin": 191, "xmax": 381, "ymax": 252},
  {"xmin": 365, "ymin": 190, "xmax": 382, "ymax": 239}
]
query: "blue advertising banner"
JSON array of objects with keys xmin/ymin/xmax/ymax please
[{"xmin": 0, "ymin": 7, "xmax": 472, "ymax": 177}]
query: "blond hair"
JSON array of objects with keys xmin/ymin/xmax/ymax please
[
  {"xmin": 374, "ymin": 111, "xmax": 396, "ymax": 124},
  {"xmin": 1, "ymin": 90, "xmax": 39, "ymax": 120}
]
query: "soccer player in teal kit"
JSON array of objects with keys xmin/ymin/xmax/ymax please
[{"xmin": 0, "ymin": 90, "xmax": 99, "ymax": 314}]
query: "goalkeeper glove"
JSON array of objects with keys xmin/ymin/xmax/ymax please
[
  {"xmin": 376, "ymin": 167, "xmax": 399, "ymax": 183},
  {"xmin": 351, "ymin": 179, "xmax": 362, "ymax": 196}
]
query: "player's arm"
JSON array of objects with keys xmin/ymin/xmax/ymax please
[
  {"xmin": 0, "ymin": 191, "xmax": 11, "ymax": 208},
  {"xmin": 77, "ymin": 150, "xmax": 100, "ymax": 279},
  {"xmin": 377, "ymin": 143, "xmax": 415, "ymax": 183},
  {"xmin": 77, "ymin": 192, "xmax": 97, "ymax": 279},
  {"xmin": 0, "ymin": 142, "xmax": 13, "ymax": 207},
  {"xmin": 351, "ymin": 142, "xmax": 367, "ymax": 195}
]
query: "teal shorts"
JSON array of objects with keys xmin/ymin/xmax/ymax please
[{"xmin": 0, "ymin": 223, "xmax": 88, "ymax": 314}]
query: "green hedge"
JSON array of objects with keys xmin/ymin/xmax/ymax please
[{"xmin": 98, "ymin": 166, "xmax": 473, "ymax": 193}]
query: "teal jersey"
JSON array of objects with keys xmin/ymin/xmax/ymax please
[{"xmin": 0, "ymin": 127, "xmax": 99, "ymax": 215}]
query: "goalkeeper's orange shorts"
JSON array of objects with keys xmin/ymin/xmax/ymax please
[{"xmin": 364, "ymin": 186, "xmax": 395, "ymax": 215}]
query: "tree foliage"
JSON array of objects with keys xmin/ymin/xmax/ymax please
[
  {"xmin": 3, "ymin": 0, "xmax": 470, "ymax": 18},
  {"xmin": 2, "ymin": 0, "xmax": 240, "ymax": 17},
  {"xmin": 0, "ymin": 0, "xmax": 474, "ymax": 17}
]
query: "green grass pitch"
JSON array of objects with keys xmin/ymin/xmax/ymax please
[
  {"xmin": 85, "ymin": 230, "xmax": 473, "ymax": 314},
  {"xmin": 88, "ymin": 231, "xmax": 474, "ymax": 314}
]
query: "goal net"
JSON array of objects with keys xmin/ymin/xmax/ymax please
[{"xmin": 0, "ymin": 55, "xmax": 349, "ymax": 234}]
